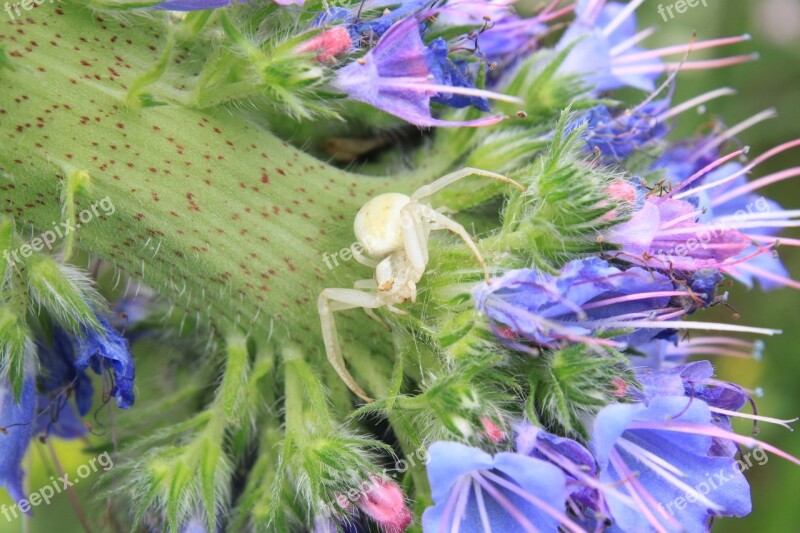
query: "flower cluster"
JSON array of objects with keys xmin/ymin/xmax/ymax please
[
  {"xmin": 2, "ymin": 1, "xmax": 799, "ymax": 532},
  {"xmin": 410, "ymin": 1, "xmax": 800, "ymax": 532}
]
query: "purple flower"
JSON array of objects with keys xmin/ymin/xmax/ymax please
[
  {"xmin": 75, "ymin": 316, "xmax": 136, "ymax": 409},
  {"xmin": 604, "ymin": 194, "xmax": 752, "ymax": 272},
  {"xmin": 151, "ymin": 0, "xmax": 248, "ymax": 9},
  {"xmin": 474, "ymin": 257, "xmax": 680, "ymax": 351},
  {"xmin": 332, "ymin": 17, "xmax": 520, "ymax": 127},
  {"xmin": 0, "ymin": 377, "xmax": 35, "ymax": 504},
  {"xmin": 422, "ymin": 441, "xmax": 578, "ymax": 532},
  {"xmin": 557, "ymin": 0, "xmax": 754, "ymax": 93},
  {"xmin": 629, "ymin": 138, "xmax": 800, "ymax": 290},
  {"xmin": 433, "ymin": 0, "xmax": 556, "ymax": 67}
]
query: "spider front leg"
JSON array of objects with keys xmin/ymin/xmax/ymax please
[
  {"xmin": 404, "ymin": 203, "xmax": 491, "ymax": 284},
  {"xmin": 410, "ymin": 167, "xmax": 526, "ymax": 202},
  {"xmin": 318, "ymin": 287, "xmax": 384, "ymax": 402}
]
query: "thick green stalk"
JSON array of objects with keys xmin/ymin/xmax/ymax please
[{"xmin": 0, "ymin": 3, "xmax": 433, "ymax": 350}]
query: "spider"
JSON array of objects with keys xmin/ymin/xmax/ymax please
[{"xmin": 318, "ymin": 168, "xmax": 526, "ymax": 402}]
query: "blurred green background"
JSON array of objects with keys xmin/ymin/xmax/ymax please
[{"xmin": 2, "ymin": 1, "xmax": 800, "ymax": 531}]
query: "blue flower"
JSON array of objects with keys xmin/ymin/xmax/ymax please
[
  {"xmin": 575, "ymin": 99, "xmax": 671, "ymax": 160},
  {"xmin": 37, "ymin": 328, "xmax": 94, "ymax": 417},
  {"xmin": 333, "ymin": 17, "xmax": 519, "ymax": 127},
  {"xmin": 474, "ymin": 257, "xmax": 678, "ymax": 351},
  {"xmin": 425, "ymin": 38, "xmax": 490, "ymax": 112},
  {"xmin": 422, "ymin": 441, "xmax": 574, "ymax": 532},
  {"xmin": 75, "ymin": 316, "xmax": 136, "ymax": 409},
  {"xmin": 0, "ymin": 377, "xmax": 35, "ymax": 504},
  {"xmin": 590, "ymin": 395, "xmax": 752, "ymax": 532},
  {"xmin": 514, "ymin": 424, "xmax": 607, "ymax": 528}
]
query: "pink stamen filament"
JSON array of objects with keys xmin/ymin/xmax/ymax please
[
  {"xmin": 439, "ymin": 476, "xmax": 471, "ymax": 533},
  {"xmin": 654, "ymin": 220, "xmax": 800, "ymax": 237},
  {"xmin": 711, "ymin": 167, "xmax": 800, "ymax": 207},
  {"xmin": 612, "ymin": 54, "xmax": 758, "ymax": 76},
  {"xmin": 479, "ymin": 471, "xmax": 587, "ymax": 533},
  {"xmin": 602, "ymin": 0, "xmax": 645, "ymax": 37},
  {"xmin": 626, "ymin": 421, "xmax": 800, "ymax": 467},
  {"xmin": 451, "ymin": 475, "xmax": 472, "ymax": 533},
  {"xmin": 673, "ymin": 347, "xmax": 758, "ymax": 359},
  {"xmin": 615, "ymin": 35, "xmax": 751, "ymax": 65},
  {"xmin": 669, "ymin": 148, "xmax": 748, "ymax": 196},
  {"xmin": 581, "ymin": 291, "xmax": 689, "ymax": 311},
  {"xmin": 715, "ymin": 209, "xmax": 800, "ymax": 223},
  {"xmin": 681, "ymin": 336, "xmax": 756, "ymax": 348},
  {"xmin": 534, "ymin": 444, "xmax": 638, "ymax": 509},
  {"xmin": 616, "ymin": 439, "xmax": 723, "ymax": 511},
  {"xmin": 734, "ymin": 263, "xmax": 800, "ymax": 290},
  {"xmin": 659, "ymin": 209, "xmax": 705, "ymax": 230},
  {"xmin": 608, "ymin": 451, "xmax": 673, "ymax": 532},
  {"xmin": 749, "ymin": 235, "xmax": 800, "ymax": 247},
  {"xmin": 708, "ymin": 407, "xmax": 798, "ymax": 431},
  {"xmin": 690, "ymin": 108, "xmax": 777, "ymax": 162},
  {"xmin": 472, "ymin": 478, "xmax": 493, "ymax": 533},
  {"xmin": 470, "ymin": 475, "xmax": 539, "ymax": 533},
  {"xmin": 585, "ymin": 320, "xmax": 781, "ymax": 336},
  {"xmin": 383, "ymin": 78, "xmax": 523, "ymax": 105},
  {"xmin": 658, "ymin": 88, "xmax": 736, "ymax": 122},
  {"xmin": 610, "ymin": 27, "xmax": 657, "ymax": 56}
]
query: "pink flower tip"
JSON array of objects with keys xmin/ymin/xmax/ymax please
[
  {"xmin": 295, "ymin": 27, "xmax": 352, "ymax": 64},
  {"xmin": 480, "ymin": 416, "xmax": 506, "ymax": 442},
  {"xmin": 357, "ymin": 476, "xmax": 413, "ymax": 533}
]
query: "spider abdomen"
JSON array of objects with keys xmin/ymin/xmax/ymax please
[{"xmin": 354, "ymin": 193, "xmax": 412, "ymax": 257}]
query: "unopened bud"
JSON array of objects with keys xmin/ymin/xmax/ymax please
[
  {"xmin": 480, "ymin": 417, "xmax": 505, "ymax": 442},
  {"xmin": 357, "ymin": 476, "xmax": 413, "ymax": 533},
  {"xmin": 295, "ymin": 27, "xmax": 352, "ymax": 64}
]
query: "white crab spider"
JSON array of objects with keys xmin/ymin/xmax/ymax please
[{"xmin": 318, "ymin": 168, "xmax": 526, "ymax": 402}]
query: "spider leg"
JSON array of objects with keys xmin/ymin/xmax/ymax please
[
  {"xmin": 352, "ymin": 246, "xmax": 378, "ymax": 268},
  {"xmin": 318, "ymin": 288, "xmax": 383, "ymax": 402},
  {"xmin": 400, "ymin": 205, "xmax": 429, "ymax": 274},
  {"xmin": 410, "ymin": 167, "xmax": 525, "ymax": 202},
  {"xmin": 353, "ymin": 279, "xmax": 390, "ymax": 329},
  {"xmin": 410, "ymin": 205, "xmax": 491, "ymax": 284}
]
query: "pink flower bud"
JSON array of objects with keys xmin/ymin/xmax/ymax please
[
  {"xmin": 480, "ymin": 416, "xmax": 506, "ymax": 443},
  {"xmin": 356, "ymin": 476, "xmax": 413, "ymax": 533},
  {"xmin": 611, "ymin": 377, "xmax": 628, "ymax": 397},
  {"xmin": 295, "ymin": 27, "xmax": 352, "ymax": 64},
  {"xmin": 601, "ymin": 179, "xmax": 638, "ymax": 221}
]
